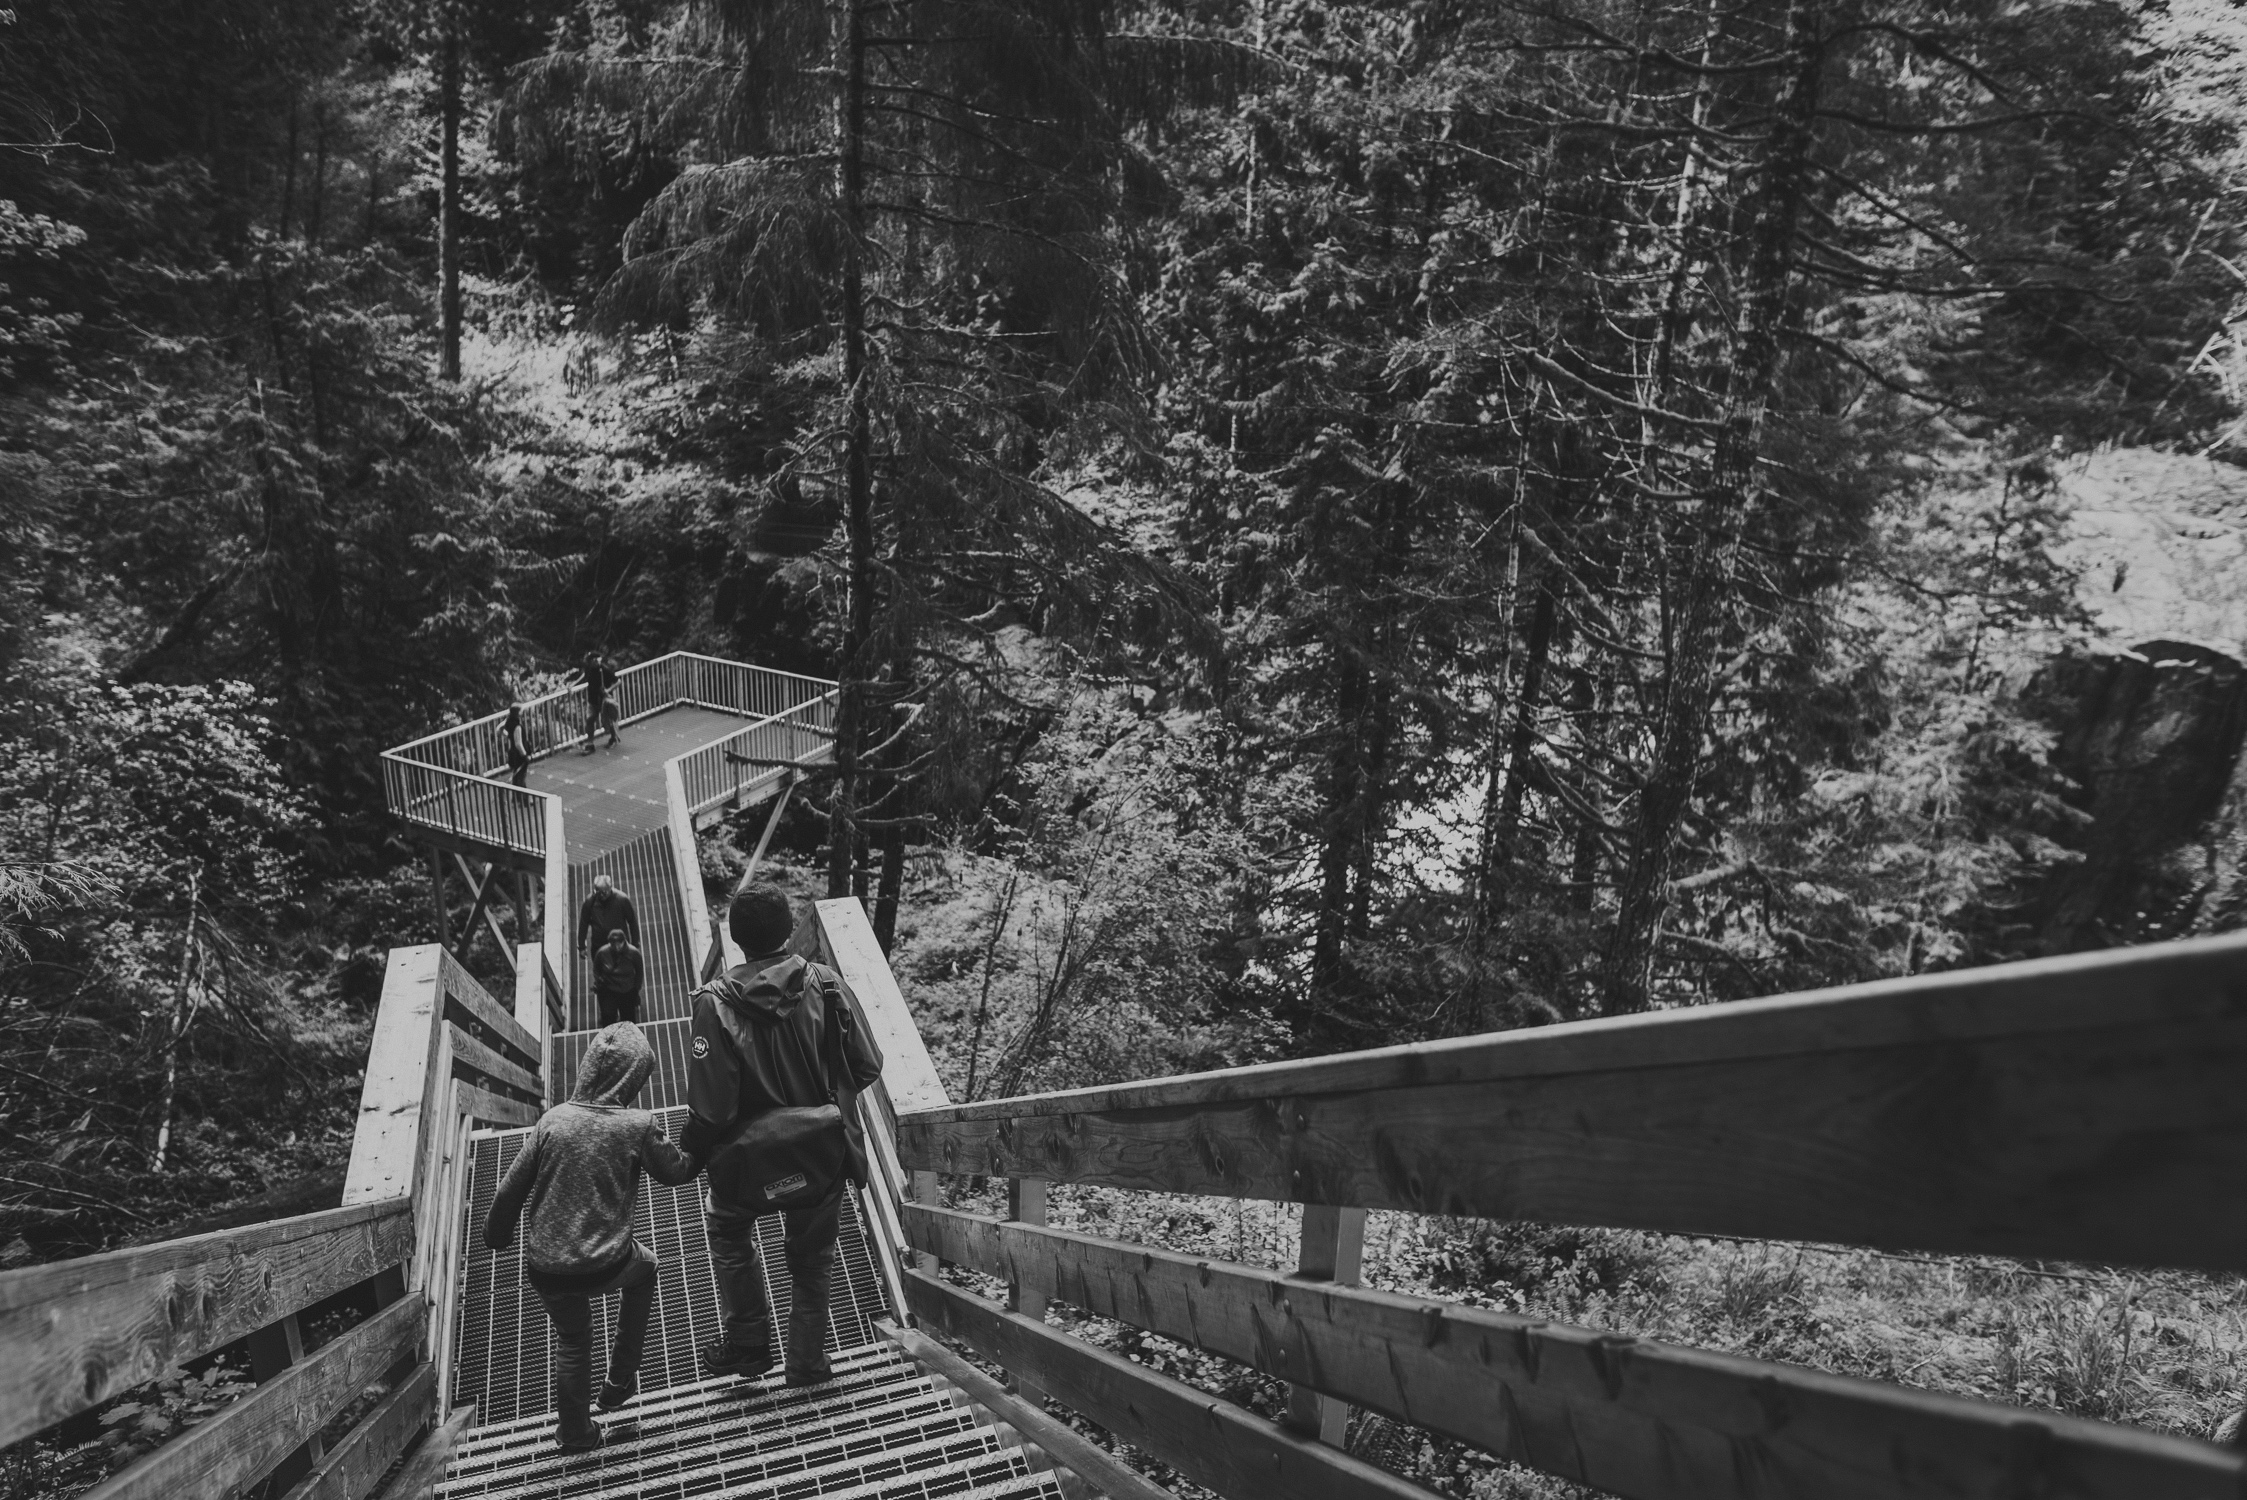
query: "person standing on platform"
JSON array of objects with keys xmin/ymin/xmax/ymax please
[
  {"xmin": 577, "ymin": 873, "xmax": 640, "ymax": 958},
  {"xmin": 481, "ymin": 1023, "xmax": 700, "ymax": 1452},
  {"xmin": 504, "ymin": 703, "xmax": 532, "ymax": 787},
  {"xmin": 575, "ymin": 653, "xmax": 620, "ymax": 753},
  {"xmin": 593, "ymin": 927, "xmax": 644, "ymax": 1025},
  {"xmin": 684, "ymin": 882, "xmax": 884, "ymax": 1386}
]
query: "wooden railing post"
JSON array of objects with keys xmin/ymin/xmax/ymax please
[
  {"xmin": 1006, "ymin": 1177, "xmax": 1049, "ymax": 1404},
  {"xmin": 1283, "ymin": 1204, "xmax": 1365, "ymax": 1446},
  {"xmin": 244, "ymin": 1312, "xmax": 323, "ymax": 1489}
]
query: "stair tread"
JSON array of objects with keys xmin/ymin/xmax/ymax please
[
  {"xmin": 441, "ymin": 1418, "xmax": 1030, "ymax": 1500},
  {"xmin": 442, "ymin": 1393, "xmax": 980, "ymax": 1499}
]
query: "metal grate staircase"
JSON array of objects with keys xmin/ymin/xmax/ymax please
[{"xmin": 438, "ymin": 1345, "xmax": 1072, "ymax": 1500}]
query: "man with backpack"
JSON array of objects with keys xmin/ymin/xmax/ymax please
[{"xmin": 682, "ymin": 881, "xmax": 884, "ymax": 1386}]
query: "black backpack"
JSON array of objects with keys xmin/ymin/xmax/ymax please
[{"xmin": 704, "ymin": 969, "xmax": 854, "ymax": 1211}]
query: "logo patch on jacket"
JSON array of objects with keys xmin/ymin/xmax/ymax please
[
  {"xmin": 692, "ymin": 1036, "xmax": 709, "ymax": 1059},
  {"xmin": 765, "ymin": 1172, "xmax": 809, "ymax": 1200}
]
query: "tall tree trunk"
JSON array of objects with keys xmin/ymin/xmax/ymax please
[
  {"xmin": 150, "ymin": 867, "xmax": 202, "ymax": 1173},
  {"xmin": 873, "ymin": 821, "xmax": 906, "ymax": 950},
  {"xmin": 308, "ymin": 101, "xmax": 329, "ymax": 246},
  {"xmin": 1310, "ymin": 646, "xmax": 1370, "ymax": 1004},
  {"xmin": 437, "ymin": 23, "xmax": 463, "ymax": 381},
  {"xmin": 1599, "ymin": 1, "xmax": 1823, "ymax": 1014},
  {"xmin": 1572, "ymin": 669, "xmax": 1608, "ymax": 916},
  {"xmin": 826, "ymin": 0, "xmax": 874, "ymax": 899},
  {"xmin": 280, "ymin": 98, "xmax": 299, "ymax": 240},
  {"xmin": 1478, "ymin": 584, "xmax": 1558, "ymax": 924},
  {"xmin": 1348, "ymin": 676, "xmax": 1392, "ymax": 941}
]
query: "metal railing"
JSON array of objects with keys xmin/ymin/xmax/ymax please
[
  {"xmin": 674, "ymin": 693, "xmax": 839, "ymax": 820},
  {"xmin": 381, "ymin": 654, "xmax": 836, "ymax": 860}
]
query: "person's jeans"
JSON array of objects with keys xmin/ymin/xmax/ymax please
[
  {"xmin": 596, "ymin": 989, "xmax": 642, "ymax": 1026},
  {"xmin": 535, "ymin": 1242, "xmax": 658, "ymax": 1439},
  {"xmin": 706, "ymin": 1185, "xmax": 844, "ymax": 1377}
]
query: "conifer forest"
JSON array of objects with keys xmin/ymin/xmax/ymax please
[{"xmin": 4, "ymin": 0, "xmax": 2247, "ymax": 1490}]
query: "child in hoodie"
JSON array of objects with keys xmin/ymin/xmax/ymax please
[{"xmin": 483, "ymin": 1023, "xmax": 700, "ymax": 1451}]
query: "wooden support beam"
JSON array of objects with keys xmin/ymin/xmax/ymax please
[
  {"xmin": 345, "ymin": 948, "xmax": 444, "ymax": 1208},
  {"xmin": 246, "ymin": 1312, "xmax": 324, "ymax": 1490},
  {"xmin": 1284, "ymin": 1205, "xmax": 1363, "ymax": 1446},
  {"xmin": 905, "ymin": 1270, "xmax": 1429, "ymax": 1500},
  {"xmin": 899, "ymin": 931, "xmax": 2247, "ymax": 1274},
  {"xmin": 80, "ymin": 1292, "xmax": 426, "ymax": 1500},
  {"xmin": 449, "ymin": 854, "xmax": 509, "ymax": 969},
  {"xmin": 904, "ymin": 1204, "xmax": 2247, "ymax": 1500},
  {"xmin": 881, "ymin": 1321, "xmax": 1179, "ymax": 1500},
  {"xmin": 425, "ymin": 849, "xmax": 451, "ymax": 958},
  {"xmin": 277, "ymin": 1362, "xmax": 435, "ymax": 1500},
  {"xmin": 445, "ymin": 1024, "xmax": 541, "ymax": 1105},
  {"xmin": 0, "ymin": 1199, "xmax": 411, "ymax": 1449},
  {"xmin": 816, "ymin": 899, "xmax": 949, "ymax": 1114},
  {"xmin": 744, "ymin": 770, "xmax": 798, "ymax": 881},
  {"xmin": 370, "ymin": 1400, "xmax": 473, "ymax": 1500},
  {"xmin": 1006, "ymin": 1177, "xmax": 1049, "ymax": 1406},
  {"xmin": 435, "ymin": 948, "xmax": 539, "ymax": 1071}
]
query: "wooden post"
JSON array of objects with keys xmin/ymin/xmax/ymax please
[
  {"xmin": 1284, "ymin": 1204, "xmax": 1366, "ymax": 1445},
  {"xmin": 244, "ymin": 1312, "xmax": 323, "ymax": 1488},
  {"xmin": 426, "ymin": 849, "xmax": 451, "ymax": 958},
  {"xmin": 1006, "ymin": 1177, "xmax": 1049, "ymax": 1405}
]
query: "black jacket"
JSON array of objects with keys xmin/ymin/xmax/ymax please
[
  {"xmin": 576, "ymin": 888, "xmax": 639, "ymax": 951},
  {"xmin": 682, "ymin": 955, "xmax": 885, "ymax": 1178}
]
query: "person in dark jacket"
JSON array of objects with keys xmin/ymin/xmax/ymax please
[
  {"xmin": 574, "ymin": 653, "xmax": 619, "ymax": 753},
  {"xmin": 482, "ymin": 1024, "xmax": 700, "ymax": 1451},
  {"xmin": 576, "ymin": 874, "xmax": 639, "ymax": 957},
  {"xmin": 503, "ymin": 703, "xmax": 532, "ymax": 787},
  {"xmin": 684, "ymin": 881, "xmax": 883, "ymax": 1385},
  {"xmin": 592, "ymin": 927, "xmax": 644, "ymax": 1026}
]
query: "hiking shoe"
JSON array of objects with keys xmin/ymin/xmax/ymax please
[
  {"xmin": 597, "ymin": 1381, "xmax": 635, "ymax": 1411},
  {"xmin": 784, "ymin": 1365, "xmax": 835, "ymax": 1388},
  {"xmin": 700, "ymin": 1339, "xmax": 776, "ymax": 1380},
  {"xmin": 555, "ymin": 1425, "xmax": 604, "ymax": 1454}
]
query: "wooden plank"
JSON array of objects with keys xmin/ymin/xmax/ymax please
[
  {"xmin": 904, "ymin": 932, "xmax": 2247, "ymax": 1126},
  {"xmin": 817, "ymin": 898, "xmax": 949, "ymax": 1112},
  {"xmin": 904, "ymin": 1205, "xmax": 2247, "ymax": 1500},
  {"xmin": 511, "ymin": 941, "xmax": 546, "ymax": 1051},
  {"xmin": 436, "ymin": 948, "xmax": 539, "ymax": 1069},
  {"xmin": 1007, "ymin": 1177, "xmax": 1050, "ymax": 1407},
  {"xmin": 278, "ymin": 1362, "xmax": 435, "ymax": 1500},
  {"xmin": 0, "ymin": 1199, "xmax": 411, "ymax": 1449},
  {"xmin": 882, "ymin": 1321, "xmax": 1179, "ymax": 1500},
  {"xmin": 455, "ymin": 1079, "xmax": 539, "ymax": 1128},
  {"xmin": 1285, "ymin": 1205, "xmax": 1363, "ymax": 1444},
  {"xmin": 665, "ymin": 759, "xmax": 715, "ymax": 980},
  {"xmin": 444, "ymin": 1023, "xmax": 541, "ymax": 1103},
  {"xmin": 81, "ymin": 1293, "xmax": 425, "ymax": 1500},
  {"xmin": 371, "ymin": 1400, "xmax": 473, "ymax": 1500},
  {"xmin": 905, "ymin": 1270, "xmax": 1432, "ymax": 1500},
  {"xmin": 898, "ymin": 959, "xmax": 2247, "ymax": 1274},
  {"xmin": 344, "ymin": 947, "xmax": 444, "ymax": 1207},
  {"xmin": 245, "ymin": 1312, "xmax": 322, "ymax": 1489}
]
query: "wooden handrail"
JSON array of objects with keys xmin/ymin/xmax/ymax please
[
  {"xmin": 79, "ymin": 1292, "xmax": 425, "ymax": 1500},
  {"xmin": 0, "ymin": 1198, "xmax": 412, "ymax": 1449},
  {"xmin": 906, "ymin": 1270, "xmax": 1427, "ymax": 1500},
  {"xmin": 906, "ymin": 1202, "xmax": 2247, "ymax": 1500},
  {"xmin": 897, "ymin": 931, "xmax": 2247, "ymax": 1273}
]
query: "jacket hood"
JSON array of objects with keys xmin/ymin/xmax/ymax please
[
  {"xmin": 705, "ymin": 955, "xmax": 812, "ymax": 1022},
  {"xmin": 571, "ymin": 1022, "xmax": 654, "ymax": 1106}
]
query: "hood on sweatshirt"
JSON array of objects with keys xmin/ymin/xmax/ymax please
[
  {"xmin": 703, "ymin": 955, "xmax": 814, "ymax": 1024},
  {"xmin": 571, "ymin": 1022, "xmax": 654, "ymax": 1106}
]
